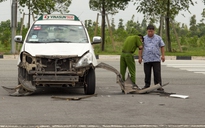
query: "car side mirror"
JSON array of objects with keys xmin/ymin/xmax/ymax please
[
  {"xmin": 14, "ymin": 35, "xmax": 23, "ymax": 43},
  {"xmin": 92, "ymin": 36, "xmax": 101, "ymax": 45}
]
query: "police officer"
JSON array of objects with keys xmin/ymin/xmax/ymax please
[{"xmin": 120, "ymin": 34, "xmax": 143, "ymax": 89}]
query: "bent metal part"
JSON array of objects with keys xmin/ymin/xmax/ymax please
[{"xmin": 2, "ymin": 62, "xmax": 168, "ymax": 96}]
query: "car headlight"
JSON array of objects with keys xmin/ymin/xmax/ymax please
[
  {"xmin": 75, "ymin": 53, "xmax": 93, "ymax": 68},
  {"xmin": 22, "ymin": 52, "xmax": 33, "ymax": 64}
]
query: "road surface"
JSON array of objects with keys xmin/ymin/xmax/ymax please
[{"xmin": 0, "ymin": 59, "xmax": 205, "ymax": 127}]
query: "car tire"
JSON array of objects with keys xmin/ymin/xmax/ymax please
[
  {"xmin": 84, "ymin": 68, "xmax": 96, "ymax": 95},
  {"xmin": 18, "ymin": 67, "xmax": 22, "ymax": 85}
]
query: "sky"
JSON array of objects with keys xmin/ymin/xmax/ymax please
[{"xmin": 0, "ymin": 0, "xmax": 204, "ymax": 27}]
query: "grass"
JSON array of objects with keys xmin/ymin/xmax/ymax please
[
  {"xmin": 165, "ymin": 51, "xmax": 205, "ymax": 56},
  {"xmin": 94, "ymin": 42, "xmax": 205, "ymax": 56},
  {"xmin": 166, "ymin": 44, "xmax": 205, "ymax": 56},
  {"xmin": 0, "ymin": 44, "xmax": 11, "ymax": 54},
  {"xmin": 1, "ymin": 41, "xmax": 205, "ymax": 56},
  {"xmin": 94, "ymin": 42, "xmax": 122, "ymax": 55}
]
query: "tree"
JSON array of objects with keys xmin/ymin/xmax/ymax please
[
  {"xmin": 140, "ymin": 17, "xmax": 147, "ymax": 35},
  {"xmin": 89, "ymin": 0, "xmax": 130, "ymax": 51},
  {"xmin": 1, "ymin": 0, "xmax": 72, "ymax": 28},
  {"xmin": 126, "ymin": 15, "xmax": 141, "ymax": 35},
  {"xmin": 134, "ymin": 0, "xmax": 194, "ymax": 52},
  {"xmin": 200, "ymin": 8, "xmax": 205, "ymax": 23},
  {"xmin": 111, "ymin": 18, "xmax": 116, "ymax": 31},
  {"xmin": 189, "ymin": 14, "xmax": 197, "ymax": 36},
  {"xmin": 179, "ymin": 23, "xmax": 189, "ymax": 37},
  {"xmin": 118, "ymin": 19, "xmax": 125, "ymax": 30},
  {"xmin": 196, "ymin": 23, "xmax": 205, "ymax": 37},
  {"xmin": 0, "ymin": 0, "xmax": 71, "ymax": 15},
  {"xmin": 0, "ymin": 20, "xmax": 11, "ymax": 48},
  {"xmin": 126, "ymin": 15, "xmax": 138, "ymax": 35},
  {"xmin": 21, "ymin": 0, "xmax": 71, "ymax": 14},
  {"xmin": 85, "ymin": 20, "xmax": 93, "ymax": 29}
]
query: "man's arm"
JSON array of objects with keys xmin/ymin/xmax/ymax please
[
  {"xmin": 161, "ymin": 46, "xmax": 165, "ymax": 62},
  {"xmin": 138, "ymin": 46, "xmax": 143, "ymax": 64}
]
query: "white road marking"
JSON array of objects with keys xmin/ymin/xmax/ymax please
[
  {"xmin": 0, "ymin": 125, "xmax": 205, "ymax": 128},
  {"xmin": 162, "ymin": 60, "xmax": 205, "ymax": 75}
]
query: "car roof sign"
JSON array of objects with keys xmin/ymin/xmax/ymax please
[{"xmin": 38, "ymin": 14, "xmax": 80, "ymax": 21}]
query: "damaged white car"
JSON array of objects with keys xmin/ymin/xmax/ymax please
[{"xmin": 8, "ymin": 14, "xmax": 101, "ymax": 96}]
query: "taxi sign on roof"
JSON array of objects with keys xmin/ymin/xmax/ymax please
[{"xmin": 38, "ymin": 14, "xmax": 80, "ymax": 21}]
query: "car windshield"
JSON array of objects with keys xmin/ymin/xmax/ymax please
[{"xmin": 26, "ymin": 25, "xmax": 89, "ymax": 43}]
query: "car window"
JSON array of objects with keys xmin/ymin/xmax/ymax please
[{"xmin": 26, "ymin": 25, "xmax": 89, "ymax": 43}]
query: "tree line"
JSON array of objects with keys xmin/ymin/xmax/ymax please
[{"xmin": 84, "ymin": 12, "xmax": 205, "ymax": 54}]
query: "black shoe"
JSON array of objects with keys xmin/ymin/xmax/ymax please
[
  {"xmin": 157, "ymin": 87, "xmax": 164, "ymax": 91},
  {"xmin": 142, "ymin": 85, "xmax": 150, "ymax": 89}
]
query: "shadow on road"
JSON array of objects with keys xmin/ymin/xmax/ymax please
[{"xmin": 28, "ymin": 87, "xmax": 85, "ymax": 96}]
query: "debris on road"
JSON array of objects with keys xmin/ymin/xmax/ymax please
[
  {"xmin": 2, "ymin": 85, "xmax": 34, "ymax": 96},
  {"xmin": 96, "ymin": 62, "xmax": 169, "ymax": 94},
  {"xmin": 170, "ymin": 94, "xmax": 189, "ymax": 99},
  {"xmin": 51, "ymin": 94, "xmax": 97, "ymax": 101}
]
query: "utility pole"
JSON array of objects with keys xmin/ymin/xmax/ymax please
[
  {"xmin": 11, "ymin": 0, "xmax": 17, "ymax": 54},
  {"xmin": 166, "ymin": 0, "xmax": 171, "ymax": 52},
  {"xmin": 101, "ymin": 0, "xmax": 105, "ymax": 51},
  {"xmin": 28, "ymin": 0, "xmax": 31, "ymax": 28}
]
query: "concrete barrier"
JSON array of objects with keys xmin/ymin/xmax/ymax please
[
  {"xmin": 98, "ymin": 55, "xmax": 120, "ymax": 60},
  {"xmin": 192, "ymin": 56, "xmax": 205, "ymax": 60},
  {"xmin": 2, "ymin": 55, "xmax": 19, "ymax": 59},
  {"xmin": 176, "ymin": 56, "xmax": 191, "ymax": 60}
]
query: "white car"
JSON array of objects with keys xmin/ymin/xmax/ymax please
[{"xmin": 14, "ymin": 14, "xmax": 101, "ymax": 95}]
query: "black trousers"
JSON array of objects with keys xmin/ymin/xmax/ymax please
[{"xmin": 144, "ymin": 62, "xmax": 162, "ymax": 87}]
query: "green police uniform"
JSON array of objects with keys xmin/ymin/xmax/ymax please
[{"xmin": 120, "ymin": 35, "xmax": 142, "ymax": 84}]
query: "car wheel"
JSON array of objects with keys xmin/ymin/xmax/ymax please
[
  {"xmin": 84, "ymin": 68, "xmax": 96, "ymax": 95},
  {"xmin": 18, "ymin": 67, "xmax": 22, "ymax": 84},
  {"xmin": 18, "ymin": 67, "xmax": 25, "ymax": 84}
]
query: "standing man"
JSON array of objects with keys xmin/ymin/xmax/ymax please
[
  {"xmin": 142, "ymin": 24, "xmax": 165, "ymax": 91},
  {"xmin": 120, "ymin": 35, "xmax": 143, "ymax": 89}
]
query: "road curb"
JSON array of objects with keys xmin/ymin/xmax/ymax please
[
  {"xmin": 0, "ymin": 55, "xmax": 18, "ymax": 59},
  {"xmin": 96, "ymin": 55, "xmax": 205, "ymax": 60},
  {"xmin": 0, "ymin": 55, "xmax": 205, "ymax": 60},
  {"xmin": 176, "ymin": 56, "xmax": 191, "ymax": 60},
  {"xmin": 0, "ymin": 54, "xmax": 3, "ymax": 58}
]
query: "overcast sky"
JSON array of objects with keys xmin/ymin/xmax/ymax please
[{"xmin": 0, "ymin": 0, "xmax": 204, "ymax": 27}]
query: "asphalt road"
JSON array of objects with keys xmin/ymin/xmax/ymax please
[{"xmin": 0, "ymin": 59, "xmax": 205, "ymax": 128}]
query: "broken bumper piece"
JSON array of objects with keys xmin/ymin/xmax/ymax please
[
  {"xmin": 96, "ymin": 62, "xmax": 168, "ymax": 94},
  {"xmin": 2, "ymin": 75, "xmax": 36, "ymax": 96},
  {"xmin": 2, "ymin": 85, "xmax": 34, "ymax": 96}
]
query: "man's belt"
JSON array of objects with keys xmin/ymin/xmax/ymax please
[{"xmin": 122, "ymin": 51, "xmax": 133, "ymax": 54}]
